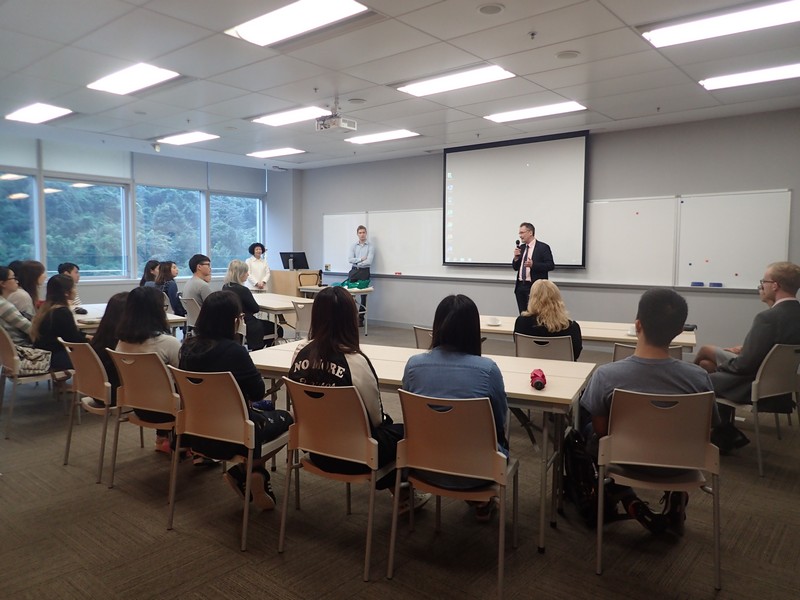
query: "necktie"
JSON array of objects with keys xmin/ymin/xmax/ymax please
[{"xmin": 520, "ymin": 245, "xmax": 529, "ymax": 281}]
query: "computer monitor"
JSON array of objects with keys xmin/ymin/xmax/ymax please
[{"xmin": 280, "ymin": 251, "xmax": 309, "ymax": 270}]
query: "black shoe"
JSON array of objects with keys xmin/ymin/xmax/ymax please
[
  {"xmin": 711, "ymin": 423, "xmax": 740, "ymax": 454},
  {"xmin": 660, "ymin": 491, "xmax": 688, "ymax": 535},
  {"xmin": 224, "ymin": 466, "xmax": 276, "ymax": 510},
  {"xmin": 627, "ymin": 499, "xmax": 668, "ymax": 534}
]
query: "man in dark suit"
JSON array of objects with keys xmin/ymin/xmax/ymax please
[
  {"xmin": 704, "ymin": 261, "xmax": 800, "ymax": 451},
  {"xmin": 511, "ymin": 222, "xmax": 555, "ymax": 313}
]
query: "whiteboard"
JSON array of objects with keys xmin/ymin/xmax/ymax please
[
  {"xmin": 580, "ymin": 196, "xmax": 676, "ymax": 285},
  {"xmin": 677, "ymin": 190, "xmax": 790, "ymax": 288},
  {"xmin": 323, "ymin": 212, "xmax": 366, "ymax": 273},
  {"xmin": 369, "ymin": 209, "xmax": 443, "ymax": 276}
]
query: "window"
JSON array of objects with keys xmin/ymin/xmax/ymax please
[
  {"xmin": 44, "ymin": 178, "xmax": 127, "ymax": 276},
  {"xmin": 0, "ymin": 172, "xmax": 36, "ymax": 262},
  {"xmin": 136, "ymin": 185, "xmax": 203, "ymax": 274},
  {"xmin": 209, "ymin": 193, "xmax": 262, "ymax": 275}
]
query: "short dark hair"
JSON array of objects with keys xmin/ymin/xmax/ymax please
[
  {"xmin": 188, "ymin": 254, "xmax": 210, "ymax": 273},
  {"xmin": 357, "ymin": 225, "xmax": 367, "ymax": 233},
  {"xmin": 248, "ymin": 242, "xmax": 265, "ymax": 256},
  {"xmin": 117, "ymin": 286, "xmax": 170, "ymax": 343},
  {"xmin": 636, "ymin": 288, "xmax": 688, "ymax": 347},
  {"xmin": 0, "ymin": 266, "xmax": 11, "ymax": 282},
  {"xmin": 192, "ymin": 290, "xmax": 241, "ymax": 341},
  {"xmin": 519, "ymin": 222, "xmax": 535, "ymax": 235},
  {"xmin": 431, "ymin": 294, "xmax": 482, "ymax": 356},
  {"xmin": 306, "ymin": 286, "xmax": 360, "ymax": 362},
  {"xmin": 58, "ymin": 262, "xmax": 79, "ymax": 274}
]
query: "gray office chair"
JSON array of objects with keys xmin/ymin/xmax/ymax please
[
  {"xmin": 514, "ymin": 333, "xmax": 574, "ymax": 361},
  {"xmin": 412, "ymin": 326, "xmax": 433, "ymax": 349}
]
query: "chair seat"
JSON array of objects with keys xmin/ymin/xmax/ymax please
[
  {"xmin": 408, "ymin": 464, "xmax": 517, "ymax": 503},
  {"xmin": 607, "ymin": 465, "xmax": 707, "ymax": 490},
  {"xmin": 300, "ymin": 456, "xmax": 394, "ymax": 484}
]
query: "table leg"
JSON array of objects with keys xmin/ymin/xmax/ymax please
[{"xmin": 538, "ymin": 412, "xmax": 549, "ymax": 553}]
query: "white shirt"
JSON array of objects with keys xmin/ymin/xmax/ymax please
[{"xmin": 246, "ymin": 255, "xmax": 270, "ymax": 289}]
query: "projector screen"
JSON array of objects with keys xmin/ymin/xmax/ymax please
[{"xmin": 443, "ymin": 132, "xmax": 588, "ymax": 267}]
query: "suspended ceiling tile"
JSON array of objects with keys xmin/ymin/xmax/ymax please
[
  {"xmin": 157, "ymin": 34, "xmax": 275, "ymax": 79},
  {"xmin": 588, "ymin": 83, "xmax": 720, "ymax": 120},
  {"xmin": 210, "ymin": 56, "xmax": 327, "ymax": 93},
  {"xmin": 527, "ymin": 51, "xmax": 675, "ymax": 90},
  {"xmin": 20, "ymin": 47, "xmax": 129, "ymax": 87},
  {"xmin": 0, "ymin": 0, "xmax": 133, "ymax": 44},
  {"xmin": 0, "ymin": 29, "xmax": 63, "ymax": 72},
  {"xmin": 143, "ymin": 80, "xmax": 247, "ymax": 110}
]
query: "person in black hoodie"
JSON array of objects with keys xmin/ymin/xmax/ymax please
[
  {"xmin": 222, "ymin": 259, "xmax": 281, "ymax": 350},
  {"xmin": 179, "ymin": 290, "xmax": 292, "ymax": 510}
]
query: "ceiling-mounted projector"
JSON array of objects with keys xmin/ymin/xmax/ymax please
[{"xmin": 315, "ymin": 115, "xmax": 357, "ymax": 132}]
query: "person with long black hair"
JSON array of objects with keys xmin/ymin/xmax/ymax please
[
  {"xmin": 31, "ymin": 274, "xmax": 86, "ymax": 370},
  {"xmin": 179, "ymin": 290, "xmax": 292, "ymax": 510},
  {"xmin": 139, "ymin": 260, "xmax": 160, "ymax": 287}
]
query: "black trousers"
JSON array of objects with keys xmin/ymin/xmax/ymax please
[{"xmin": 514, "ymin": 280, "xmax": 532, "ymax": 313}]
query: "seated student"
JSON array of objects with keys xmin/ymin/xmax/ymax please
[
  {"xmin": 139, "ymin": 260, "xmax": 160, "ymax": 287},
  {"xmin": 89, "ymin": 292, "xmax": 128, "ymax": 405},
  {"xmin": 514, "ymin": 279, "xmax": 583, "ymax": 360},
  {"xmin": 31, "ymin": 275, "xmax": 87, "ymax": 370},
  {"xmin": 153, "ymin": 261, "xmax": 186, "ymax": 317},
  {"xmin": 222, "ymin": 259, "xmax": 280, "ymax": 350},
  {"xmin": 402, "ymin": 294, "xmax": 509, "ymax": 521},
  {"xmin": 287, "ymin": 286, "xmax": 430, "ymax": 513},
  {"xmin": 58, "ymin": 262, "xmax": 83, "ymax": 309},
  {"xmin": 697, "ymin": 262, "xmax": 800, "ymax": 452},
  {"xmin": 8, "ymin": 260, "xmax": 46, "ymax": 319},
  {"xmin": 116, "ymin": 286, "xmax": 182, "ymax": 454},
  {"xmin": 179, "ymin": 290, "xmax": 292, "ymax": 510},
  {"xmin": 1, "ymin": 266, "xmax": 34, "ymax": 347},
  {"xmin": 579, "ymin": 288, "xmax": 717, "ymax": 534},
  {"xmin": 182, "ymin": 254, "xmax": 212, "ymax": 306}
]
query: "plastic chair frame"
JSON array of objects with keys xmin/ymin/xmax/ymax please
[
  {"xmin": 179, "ymin": 296, "xmax": 202, "ymax": 330},
  {"xmin": 60, "ymin": 338, "xmax": 112, "ymax": 483},
  {"xmin": 412, "ymin": 326, "xmax": 432, "ymax": 350},
  {"xmin": 106, "ymin": 350, "xmax": 180, "ymax": 489},
  {"xmin": 0, "ymin": 326, "xmax": 67, "ymax": 439},
  {"xmin": 291, "ymin": 300, "xmax": 312, "ymax": 341},
  {"xmin": 716, "ymin": 344, "xmax": 800, "ymax": 477},
  {"xmin": 387, "ymin": 390, "xmax": 519, "ymax": 598},
  {"xmin": 280, "ymin": 377, "xmax": 394, "ymax": 581},
  {"xmin": 596, "ymin": 389, "xmax": 720, "ymax": 590},
  {"xmin": 514, "ymin": 333, "xmax": 574, "ymax": 361}
]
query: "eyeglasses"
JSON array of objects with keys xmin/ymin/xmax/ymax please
[
  {"xmin": 758, "ymin": 279, "xmax": 776, "ymax": 288},
  {"xmin": 3, "ymin": 277, "xmax": 18, "ymax": 282},
  {"xmin": 199, "ymin": 262, "xmax": 211, "ymax": 266}
]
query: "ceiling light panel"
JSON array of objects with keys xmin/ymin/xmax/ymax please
[
  {"xmin": 398, "ymin": 65, "xmax": 515, "ymax": 96},
  {"xmin": 484, "ymin": 101, "xmax": 586, "ymax": 123},
  {"xmin": 700, "ymin": 62, "xmax": 800, "ymax": 90},
  {"xmin": 642, "ymin": 0, "xmax": 800, "ymax": 48},
  {"xmin": 247, "ymin": 148, "xmax": 306, "ymax": 158},
  {"xmin": 225, "ymin": 0, "xmax": 368, "ymax": 47},
  {"xmin": 253, "ymin": 106, "xmax": 331, "ymax": 126},
  {"xmin": 345, "ymin": 129, "xmax": 419, "ymax": 144},
  {"xmin": 87, "ymin": 63, "xmax": 181, "ymax": 95},
  {"xmin": 5, "ymin": 103, "xmax": 73, "ymax": 124},
  {"xmin": 157, "ymin": 131, "xmax": 220, "ymax": 145}
]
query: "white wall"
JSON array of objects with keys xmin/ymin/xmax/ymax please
[{"xmin": 270, "ymin": 108, "xmax": 800, "ymax": 351}]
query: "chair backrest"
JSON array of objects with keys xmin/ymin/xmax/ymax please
[
  {"xmin": 397, "ymin": 389, "xmax": 507, "ymax": 484},
  {"xmin": 753, "ymin": 344, "xmax": 800, "ymax": 400},
  {"xmin": 514, "ymin": 333, "xmax": 574, "ymax": 361},
  {"xmin": 169, "ymin": 367, "xmax": 254, "ymax": 448},
  {"xmin": 612, "ymin": 343, "xmax": 682, "ymax": 361},
  {"xmin": 107, "ymin": 350, "xmax": 180, "ymax": 415},
  {"xmin": 59, "ymin": 338, "xmax": 110, "ymax": 403},
  {"xmin": 412, "ymin": 326, "xmax": 432, "ymax": 350},
  {"xmin": 297, "ymin": 271, "xmax": 321, "ymax": 287},
  {"xmin": 605, "ymin": 389, "xmax": 717, "ymax": 471},
  {"xmin": 162, "ymin": 292, "xmax": 173, "ymax": 315},
  {"xmin": 0, "ymin": 326, "xmax": 21, "ymax": 374},
  {"xmin": 292, "ymin": 301, "xmax": 313, "ymax": 339},
  {"xmin": 282, "ymin": 377, "xmax": 377, "ymax": 468},
  {"xmin": 180, "ymin": 296, "xmax": 202, "ymax": 327}
]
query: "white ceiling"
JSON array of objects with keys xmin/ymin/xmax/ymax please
[{"xmin": 0, "ymin": 0, "xmax": 798, "ymax": 170}]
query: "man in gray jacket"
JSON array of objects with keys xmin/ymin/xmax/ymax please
[{"xmin": 699, "ymin": 262, "xmax": 800, "ymax": 451}]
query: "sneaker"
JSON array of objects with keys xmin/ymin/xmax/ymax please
[
  {"xmin": 475, "ymin": 497, "xmax": 498, "ymax": 523},
  {"xmin": 250, "ymin": 467, "xmax": 276, "ymax": 511},
  {"xmin": 155, "ymin": 436, "xmax": 171, "ymax": 455},
  {"xmin": 397, "ymin": 490, "xmax": 432, "ymax": 515},
  {"xmin": 626, "ymin": 498, "xmax": 668, "ymax": 534},
  {"xmin": 660, "ymin": 491, "xmax": 689, "ymax": 535}
]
